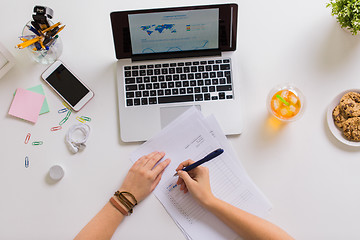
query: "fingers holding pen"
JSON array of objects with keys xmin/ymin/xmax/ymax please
[
  {"xmin": 176, "ymin": 159, "xmax": 195, "ymax": 172},
  {"xmin": 176, "ymin": 159, "xmax": 195, "ymax": 193}
]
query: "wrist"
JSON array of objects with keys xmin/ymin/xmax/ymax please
[
  {"xmin": 114, "ymin": 191, "xmax": 138, "ymax": 215},
  {"xmin": 200, "ymin": 194, "xmax": 218, "ymax": 209},
  {"xmin": 117, "ymin": 188, "xmax": 138, "ymax": 205},
  {"xmin": 109, "ymin": 196, "xmax": 129, "ymax": 216}
]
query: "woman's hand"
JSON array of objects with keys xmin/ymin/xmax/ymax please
[
  {"xmin": 176, "ymin": 160, "xmax": 215, "ymax": 206},
  {"xmin": 119, "ymin": 152, "xmax": 171, "ymax": 202}
]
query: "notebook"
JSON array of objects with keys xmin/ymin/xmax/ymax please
[{"xmin": 110, "ymin": 3, "xmax": 244, "ymax": 142}]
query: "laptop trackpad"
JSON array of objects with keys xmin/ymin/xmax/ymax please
[{"xmin": 160, "ymin": 105, "xmax": 201, "ymax": 128}]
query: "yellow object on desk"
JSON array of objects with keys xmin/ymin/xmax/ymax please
[
  {"xmin": 42, "ymin": 22, "xmax": 61, "ymax": 33},
  {"xmin": 53, "ymin": 25, "xmax": 65, "ymax": 36},
  {"xmin": 16, "ymin": 36, "xmax": 42, "ymax": 49}
]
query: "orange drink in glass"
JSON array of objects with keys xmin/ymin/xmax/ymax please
[{"xmin": 267, "ymin": 84, "xmax": 305, "ymax": 122}]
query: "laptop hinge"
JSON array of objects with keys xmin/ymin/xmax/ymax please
[{"xmin": 131, "ymin": 49, "xmax": 221, "ymax": 62}]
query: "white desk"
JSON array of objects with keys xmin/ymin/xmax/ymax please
[{"xmin": 1, "ymin": 0, "xmax": 360, "ymax": 239}]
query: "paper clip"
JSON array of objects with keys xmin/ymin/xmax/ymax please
[
  {"xmin": 59, "ymin": 117, "xmax": 68, "ymax": 125},
  {"xmin": 80, "ymin": 116, "xmax": 91, "ymax": 122},
  {"xmin": 51, "ymin": 126, "xmax": 62, "ymax": 131},
  {"xmin": 66, "ymin": 110, "xmax": 72, "ymax": 118},
  {"xmin": 32, "ymin": 141, "xmax": 43, "ymax": 146},
  {"xmin": 25, "ymin": 156, "xmax": 29, "ymax": 168},
  {"xmin": 58, "ymin": 108, "xmax": 68, "ymax": 114},
  {"xmin": 62, "ymin": 101, "xmax": 71, "ymax": 110},
  {"xmin": 76, "ymin": 116, "xmax": 86, "ymax": 123},
  {"xmin": 59, "ymin": 110, "xmax": 72, "ymax": 125},
  {"xmin": 24, "ymin": 133, "xmax": 31, "ymax": 144}
]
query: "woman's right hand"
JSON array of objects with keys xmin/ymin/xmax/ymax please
[{"xmin": 176, "ymin": 160, "xmax": 215, "ymax": 206}]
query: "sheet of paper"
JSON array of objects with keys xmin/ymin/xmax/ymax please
[
  {"xmin": 27, "ymin": 84, "xmax": 50, "ymax": 114},
  {"xmin": 129, "ymin": 107, "xmax": 272, "ymax": 240},
  {"xmin": 8, "ymin": 88, "xmax": 45, "ymax": 123},
  {"xmin": 204, "ymin": 115, "xmax": 273, "ymax": 210}
]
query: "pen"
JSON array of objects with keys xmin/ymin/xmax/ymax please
[
  {"xmin": 173, "ymin": 148, "xmax": 224, "ymax": 177},
  {"xmin": 46, "ymin": 35, "xmax": 58, "ymax": 47},
  {"xmin": 26, "ymin": 25, "xmax": 41, "ymax": 36}
]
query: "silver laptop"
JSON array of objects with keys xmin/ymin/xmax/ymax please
[{"xmin": 110, "ymin": 3, "xmax": 243, "ymax": 142}]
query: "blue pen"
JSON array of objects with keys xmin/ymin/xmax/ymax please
[
  {"xmin": 174, "ymin": 148, "xmax": 224, "ymax": 177},
  {"xmin": 26, "ymin": 25, "xmax": 41, "ymax": 36}
]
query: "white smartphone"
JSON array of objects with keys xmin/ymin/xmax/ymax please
[{"xmin": 42, "ymin": 60, "xmax": 94, "ymax": 111}]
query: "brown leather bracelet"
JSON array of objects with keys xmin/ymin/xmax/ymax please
[
  {"xmin": 109, "ymin": 197, "xmax": 129, "ymax": 216},
  {"xmin": 114, "ymin": 191, "xmax": 138, "ymax": 214}
]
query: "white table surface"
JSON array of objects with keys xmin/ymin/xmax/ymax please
[{"xmin": 1, "ymin": 0, "xmax": 360, "ymax": 239}]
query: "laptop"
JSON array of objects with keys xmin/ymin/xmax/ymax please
[{"xmin": 110, "ymin": 3, "xmax": 243, "ymax": 142}]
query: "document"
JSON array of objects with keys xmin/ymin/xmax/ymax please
[{"xmin": 129, "ymin": 107, "xmax": 272, "ymax": 240}]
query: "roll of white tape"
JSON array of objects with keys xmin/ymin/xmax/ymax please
[{"xmin": 49, "ymin": 165, "xmax": 64, "ymax": 181}]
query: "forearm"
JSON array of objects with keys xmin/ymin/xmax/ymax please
[
  {"xmin": 74, "ymin": 152, "xmax": 170, "ymax": 240},
  {"xmin": 74, "ymin": 202, "xmax": 125, "ymax": 240},
  {"xmin": 203, "ymin": 197, "xmax": 293, "ymax": 240}
]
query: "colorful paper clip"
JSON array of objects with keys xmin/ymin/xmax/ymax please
[
  {"xmin": 25, "ymin": 156, "xmax": 29, "ymax": 168},
  {"xmin": 59, "ymin": 110, "xmax": 72, "ymax": 125},
  {"xmin": 24, "ymin": 133, "xmax": 31, "ymax": 144},
  {"xmin": 32, "ymin": 141, "xmax": 43, "ymax": 146},
  {"xmin": 80, "ymin": 116, "xmax": 91, "ymax": 122},
  {"xmin": 66, "ymin": 110, "xmax": 72, "ymax": 118},
  {"xmin": 76, "ymin": 116, "xmax": 86, "ymax": 123},
  {"xmin": 51, "ymin": 126, "xmax": 62, "ymax": 131},
  {"xmin": 58, "ymin": 108, "xmax": 68, "ymax": 113},
  {"xmin": 62, "ymin": 101, "xmax": 71, "ymax": 110},
  {"xmin": 59, "ymin": 117, "xmax": 68, "ymax": 125}
]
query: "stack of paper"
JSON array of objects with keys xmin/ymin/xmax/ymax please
[{"xmin": 130, "ymin": 107, "xmax": 272, "ymax": 240}]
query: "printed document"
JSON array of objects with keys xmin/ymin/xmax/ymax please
[{"xmin": 129, "ymin": 107, "xmax": 272, "ymax": 240}]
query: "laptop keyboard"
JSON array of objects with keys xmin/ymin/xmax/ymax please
[{"xmin": 123, "ymin": 58, "xmax": 233, "ymax": 106}]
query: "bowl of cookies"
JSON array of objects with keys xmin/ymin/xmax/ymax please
[{"xmin": 327, "ymin": 89, "xmax": 360, "ymax": 146}]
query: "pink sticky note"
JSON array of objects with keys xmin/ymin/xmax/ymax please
[{"xmin": 8, "ymin": 88, "xmax": 45, "ymax": 123}]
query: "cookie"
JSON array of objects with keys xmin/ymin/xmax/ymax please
[
  {"xmin": 332, "ymin": 105, "xmax": 347, "ymax": 129},
  {"xmin": 339, "ymin": 92, "xmax": 360, "ymax": 117},
  {"xmin": 342, "ymin": 117, "xmax": 360, "ymax": 141}
]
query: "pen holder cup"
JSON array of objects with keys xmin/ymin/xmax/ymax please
[{"xmin": 22, "ymin": 22, "xmax": 63, "ymax": 65}]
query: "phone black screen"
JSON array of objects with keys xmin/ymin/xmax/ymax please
[{"xmin": 46, "ymin": 64, "xmax": 89, "ymax": 106}]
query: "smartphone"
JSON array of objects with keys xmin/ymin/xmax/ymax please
[{"xmin": 42, "ymin": 60, "xmax": 94, "ymax": 111}]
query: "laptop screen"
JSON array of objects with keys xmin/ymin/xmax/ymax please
[
  {"xmin": 128, "ymin": 9, "xmax": 219, "ymax": 55},
  {"xmin": 110, "ymin": 4, "xmax": 238, "ymax": 60}
]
